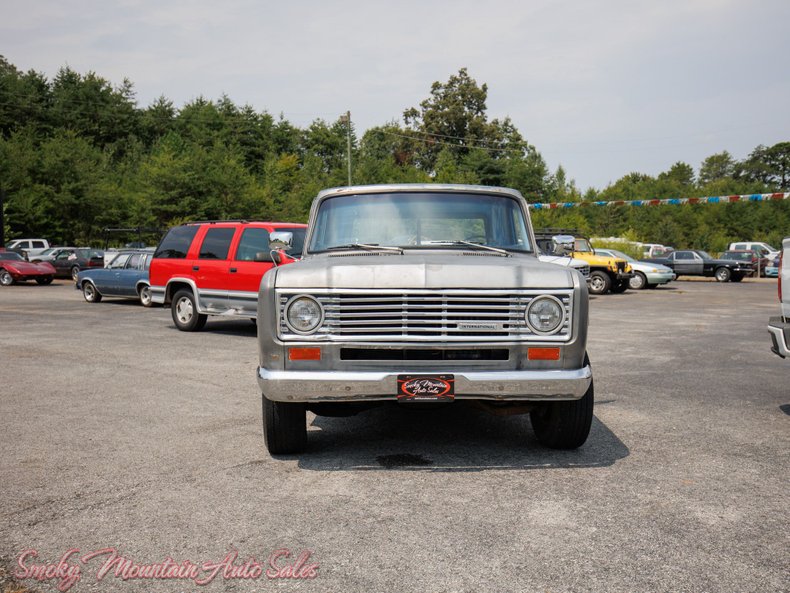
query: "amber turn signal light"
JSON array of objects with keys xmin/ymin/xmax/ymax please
[
  {"xmin": 527, "ymin": 347, "xmax": 561, "ymax": 361},
  {"xmin": 288, "ymin": 347, "xmax": 321, "ymax": 361}
]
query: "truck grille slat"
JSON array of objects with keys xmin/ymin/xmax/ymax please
[{"xmin": 278, "ymin": 290, "xmax": 573, "ymax": 342}]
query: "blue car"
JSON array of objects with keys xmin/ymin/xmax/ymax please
[
  {"xmin": 765, "ymin": 255, "xmax": 781, "ymax": 278},
  {"xmin": 76, "ymin": 250, "xmax": 155, "ymax": 306}
]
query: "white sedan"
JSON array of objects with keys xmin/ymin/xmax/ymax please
[{"xmin": 596, "ymin": 248, "xmax": 675, "ymax": 290}]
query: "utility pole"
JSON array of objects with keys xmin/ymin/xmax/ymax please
[
  {"xmin": 0, "ymin": 187, "xmax": 5, "ymax": 247},
  {"xmin": 340, "ymin": 111, "xmax": 352, "ymax": 186}
]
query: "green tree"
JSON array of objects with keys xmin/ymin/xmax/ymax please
[
  {"xmin": 739, "ymin": 142, "xmax": 790, "ymax": 190},
  {"xmin": 698, "ymin": 151, "xmax": 736, "ymax": 185}
]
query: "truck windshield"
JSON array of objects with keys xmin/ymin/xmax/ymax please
[{"xmin": 308, "ymin": 192, "xmax": 532, "ymax": 253}]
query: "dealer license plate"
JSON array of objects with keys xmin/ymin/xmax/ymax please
[{"xmin": 397, "ymin": 375, "xmax": 455, "ymax": 402}]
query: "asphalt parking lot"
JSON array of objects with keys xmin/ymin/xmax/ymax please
[{"xmin": 1, "ymin": 279, "xmax": 787, "ymax": 593}]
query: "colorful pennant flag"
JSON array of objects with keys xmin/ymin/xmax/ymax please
[{"xmin": 529, "ymin": 192, "xmax": 790, "ymax": 209}]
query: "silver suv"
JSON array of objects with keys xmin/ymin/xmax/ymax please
[{"xmin": 256, "ymin": 185, "xmax": 593, "ymax": 454}]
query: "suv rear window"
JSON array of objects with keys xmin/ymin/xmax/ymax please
[
  {"xmin": 154, "ymin": 226, "xmax": 200, "ymax": 259},
  {"xmin": 199, "ymin": 228, "xmax": 236, "ymax": 260}
]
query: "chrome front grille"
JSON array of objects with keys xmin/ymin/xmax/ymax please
[{"xmin": 277, "ymin": 289, "xmax": 573, "ymax": 342}]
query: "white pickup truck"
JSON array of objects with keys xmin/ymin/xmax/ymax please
[
  {"xmin": 4, "ymin": 238, "xmax": 51, "ymax": 260},
  {"xmin": 768, "ymin": 237, "xmax": 790, "ymax": 359}
]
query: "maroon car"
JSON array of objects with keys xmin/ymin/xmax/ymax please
[{"xmin": 0, "ymin": 252, "xmax": 56, "ymax": 285}]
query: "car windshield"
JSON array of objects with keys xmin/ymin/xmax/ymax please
[
  {"xmin": 604, "ymin": 249, "xmax": 635, "ymax": 262},
  {"xmin": 0, "ymin": 252, "xmax": 24, "ymax": 261},
  {"xmin": 308, "ymin": 192, "xmax": 532, "ymax": 253},
  {"xmin": 697, "ymin": 251, "xmax": 713, "ymax": 260}
]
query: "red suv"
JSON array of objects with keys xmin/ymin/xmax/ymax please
[{"xmin": 149, "ymin": 221, "xmax": 307, "ymax": 331}]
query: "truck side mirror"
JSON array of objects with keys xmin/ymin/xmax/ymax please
[
  {"xmin": 269, "ymin": 232, "xmax": 293, "ymax": 252},
  {"xmin": 552, "ymin": 235, "xmax": 575, "ymax": 255}
]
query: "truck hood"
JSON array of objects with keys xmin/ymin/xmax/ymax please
[{"xmin": 274, "ymin": 251, "xmax": 576, "ymax": 290}]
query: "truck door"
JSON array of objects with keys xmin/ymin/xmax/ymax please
[
  {"xmin": 227, "ymin": 226, "xmax": 276, "ymax": 317},
  {"xmin": 193, "ymin": 227, "xmax": 237, "ymax": 313}
]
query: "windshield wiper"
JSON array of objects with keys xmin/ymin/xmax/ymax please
[
  {"xmin": 326, "ymin": 243, "xmax": 404, "ymax": 254},
  {"xmin": 424, "ymin": 241, "xmax": 511, "ymax": 257}
]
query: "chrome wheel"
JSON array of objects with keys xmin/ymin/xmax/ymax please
[
  {"xmin": 715, "ymin": 267, "xmax": 730, "ymax": 282},
  {"xmin": 82, "ymin": 282, "xmax": 101, "ymax": 302},
  {"xmin": 175, "ymin": 296, "xmax": 193, "ymax": 323},
  {"xmin": 588, "ymin": 271, "xmax": 611, "ymax": 295},
  {"xmin": 71, "ymin": 266, "xmax": 80, "ymax": 281},
  {"xmin": 629, "ymin": 272, "xmax": 646, "ymax": 290},
  {"xmin": 0, "ymin": 270, "xmax": 13, "ymax": 286},
  {"xmin": 170, "ymin": 289, "xmax": 207, "ymax": 331},
  {"xmin": 139, "ymin": 285, "xmax": 152, "ymax": 307}
]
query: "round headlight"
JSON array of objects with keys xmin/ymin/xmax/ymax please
[
  {"xmin": 526, "ymin": 296, "xmax": 564, "ymax": 335},
  {"xmin": 285, "ymin": 295, "xmax": 323, "ymax": 334}
]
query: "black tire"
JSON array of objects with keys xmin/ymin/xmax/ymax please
[
  {"xmin": 0, "ymin": 269, "xmax": 14, "ymax": 286},
  {"xmin": 262, "ymin": 395, "xmax": 307, "ymax": 454},
  {"xmin": 138, "ymin": 284, "xmax": 153, "ymax": 307},
  {"xmin": 171, "ymin": 289, "xmax": 207, "ymax": 331},
  {"xmin": 82, "ymin": 281, "xmax": 102, "ymax": 303},
  {"xmin": 588, "ymin": 271, "xmax": 611, "ymax": 295},
  {"xmin": 530, "ymin": 357, "xmax": 594, "ymax": 449},
  {"xmin": 629, "ymin": 272, "xmax": 647, "ymax": 290},
  {"xmin": 36, "ymin": 276, "xmax": 54, "ymax": 285},
  {"xmin": 70, "ymin": 266, "xmax": 80, "ymax": 282},
  {"xmin": 610, "ymin": 280, "xmax": 628, "ymax": 293},
  {"xmin": 714, "ymin": 267, "xmax": 731, "ymax": 282}
]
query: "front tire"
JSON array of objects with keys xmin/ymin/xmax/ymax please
[
  {"xmin": 82, "ymin": 281, "xmax": 102, "ymax": 303},
  {"xmin": 714, "ymin": 267, "xmax": 731, "ymax": 282},
  {"xmin": 610, "ymin": 280, "xmax": 628, "ymax": 293},
  {"xmin": 262, "ymin": 395, "xmax": 307, "ymax": 454},
  {"xmin": 530, "ymin": 358, "xmax": 594, "ymax": 449},
  {"xmin": 171, "ymin": 289, "xmax": 207, "ymax": 331},
  {"xmin": 70, "ymin": 266, "xmax": 80, "ymax": 282},
  {"xmin": 138, "ymin": 285, "xmax": 153, "ymax": 307},
  {"xmin": 588, "ymin": 271, "xmax": 611, "ymax": 295},
  {"xmin": 0, "ymin": 269, "xmax": 14, "ymax": 286},
  {"xmin": 629, "ymin": 272, "xmax": 647, "ymax": 290}
]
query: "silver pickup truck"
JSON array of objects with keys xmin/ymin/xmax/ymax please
[
  {"xmin": 768, "ymin": 237, "xmax": 790, "ymax": 359},
  {"xmin": 256, "ymin": 184, "xmax": 593, "ymax": 454}
]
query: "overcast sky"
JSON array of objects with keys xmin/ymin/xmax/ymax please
[{"xmin": 2, "ymin": 0, "xmax": 788, "ymax": 191}]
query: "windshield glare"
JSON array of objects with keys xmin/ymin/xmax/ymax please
[{"xmin": 308, "ymin": 192, "xmax": 532, "ymax": 253}]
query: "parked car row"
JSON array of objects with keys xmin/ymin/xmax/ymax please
[{"xmin": 643, "ymin": 250, "xmax": 753, "ymax": 282}]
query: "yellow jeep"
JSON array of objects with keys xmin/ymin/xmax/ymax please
[{"xmin": 535, "ymin": 230, "xmax": 634, "ymax": 295}]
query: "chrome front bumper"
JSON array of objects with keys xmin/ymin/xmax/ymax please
[{"xmin": 257, "ymin": 366, "xmax": 592, "ymax": 402}]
